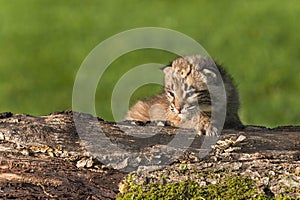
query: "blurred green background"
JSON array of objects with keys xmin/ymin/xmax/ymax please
[{"xmin": 0, "ymin": 0, "xmax": 299, "ymax": 127}]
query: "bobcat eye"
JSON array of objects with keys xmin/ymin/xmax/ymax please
[
  {"xmin": 185, "ymin": 91, "xmax": 194, "ymax": 98},
  {"xmin": 167, "ymin": 91, "xmax": 175, "ymax": 98},
  {"xmin": 187, "ymin": 105, "xmax": 196, "ymax": 110},
  {"xmin": 170, "ymin": 103, "xmax": 176, "ymax": 112}
]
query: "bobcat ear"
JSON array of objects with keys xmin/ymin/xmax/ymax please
[
  {"xmin": 161, "ymin": 66, "xmax": 173, "ymax": 75},
  {"xmin": 162, "ymin": 66, "xmax": 173, "ymax": 84},
  {"xmin": 203, "ymin": 68, "xmax": 217, "ymax": 79},
  {"xmin": 203, "ymin": 68, "xmax": 218, "ymax": 84}
]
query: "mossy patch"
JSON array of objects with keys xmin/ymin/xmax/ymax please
[{"xmin": 117, "ymin": 174, "xmax": 271, "ymax": 200}]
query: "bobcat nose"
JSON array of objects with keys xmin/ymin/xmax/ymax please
[{"xmin": 176, "ymin": 106, "xmax": 181, "ymax": 113}]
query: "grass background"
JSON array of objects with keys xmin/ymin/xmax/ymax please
[{"xmin": 0, "ymin": 0, "xmax": 299, "ymax": 127}]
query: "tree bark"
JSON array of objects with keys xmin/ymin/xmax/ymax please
[{"xmin": 0, "ymin": 111, "xmax": 299, "ymax": 198}]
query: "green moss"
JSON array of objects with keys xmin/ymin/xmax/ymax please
[
  {"xmin": 275, "ymin": 195, "xmax": 300, "ymax": 200},
  {"xmin": 117, "ymin": 175, "xmax": 270, "ymax": 200}
]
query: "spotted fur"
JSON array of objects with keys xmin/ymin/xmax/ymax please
[{"xmin": 125, "ymin": 55, "xmax": 242, "ymax": 135}]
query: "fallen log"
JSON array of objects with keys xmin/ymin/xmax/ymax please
[{"xmin": 0, "ymin": 111, "xmax": 299, "ymax": 199}]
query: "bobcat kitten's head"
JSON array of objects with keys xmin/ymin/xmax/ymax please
[{"xmin": 163, "ymin": 55, "xmax": 217, "ymax": 118}]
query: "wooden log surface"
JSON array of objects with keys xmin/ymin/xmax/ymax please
[{"xmin": 0, "ymin": 111, "xmax": 299, "ymax": 199}]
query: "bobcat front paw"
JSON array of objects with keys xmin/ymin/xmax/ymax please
[
  {"xmin": 198, "ymin": 115, "xmax": 219, "ymax": 136},
  {"xmin": 198, "ymin": 125, "xmax": 219, "ymax": 136}
]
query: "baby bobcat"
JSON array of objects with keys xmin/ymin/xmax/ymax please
[{"xmin": 125, "ymin": 55, "xmax": 242, "ymax": 135}]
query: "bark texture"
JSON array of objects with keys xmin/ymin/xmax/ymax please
[{"xmin": 0, "ymin": 111, "xmax": 299, "ymax": 199}]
